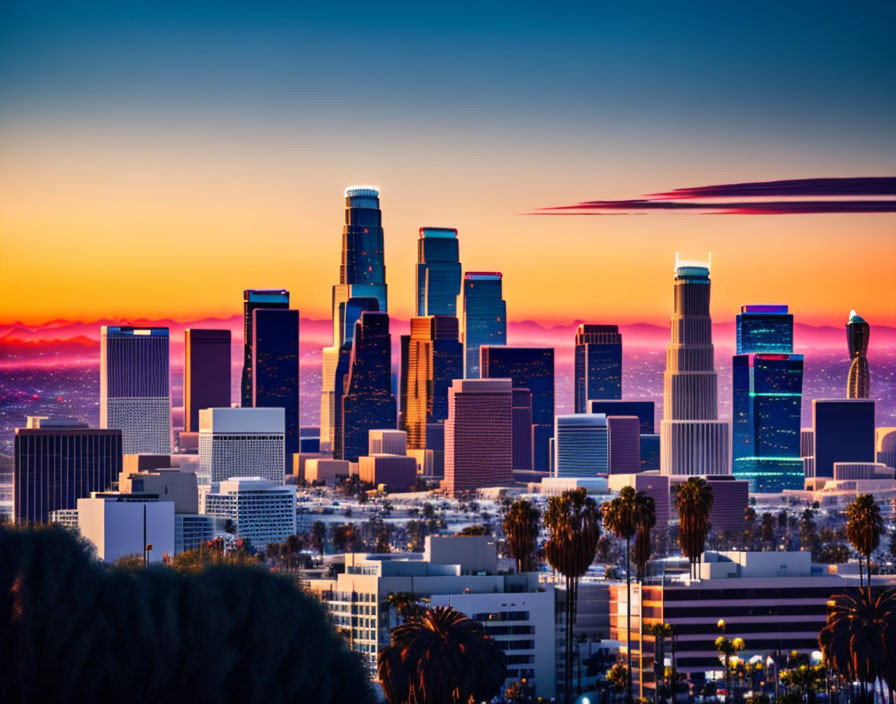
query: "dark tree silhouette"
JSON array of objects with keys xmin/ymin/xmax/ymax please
[
  {"xmin": 503, "ymin": 499, "xmax": 541, "ymax": 573},
  {"xmin": 845, "ymin": 494, "xmax": 884, "ymax": 588},
  {"xmin": 378, "ymin": 606, "xmax": 506, "ymax": 704},
  {"xmin": 0, "ymin": 524, "xmax": 375, "ymax": 704},
  {"xmin": 674, "ymin": 477, "xmax": 713, "ymax": 579}
]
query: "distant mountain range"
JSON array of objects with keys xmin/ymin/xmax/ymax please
[{"xmin": 2, "ymin": 316, "xmax": 894, "ymax": 367}]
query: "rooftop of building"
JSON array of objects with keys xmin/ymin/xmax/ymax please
[
  {"xmin": 418, "ymin": 227, "xmax": 458, "ymax": 238},
  {"xmin": 344, "ymin": 185, "xmax": 379, "ymax": 198},
  {"xmin": 848, "ymin": 309, "xmax": 866, "ymax": 323},
  {"xmin": 740, "ymin": 304, "xmax": 790, "ymax": 314},
  {"xmin": 556, "ymin": 413, "xmax": 608, "ymax": 426}
]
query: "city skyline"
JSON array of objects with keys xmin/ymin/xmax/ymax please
[{"xmin": 2, "ymin": 2, "xmax": 896, "ymax": 326}]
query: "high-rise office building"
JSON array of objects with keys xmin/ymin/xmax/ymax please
[
  {"xmin": 809, "ymin": 399, "xmax": 875, "ymax": 478},
  {"xmin": 13, "ymin": 418, "xmax": 122, "ymax": 523},
  {"xmin": 462, "ymin": 272, "xmax": 507, "ymax": 378},
  {"xmin": 333, "ymin": 297, "xmax": 381, "ymax": 459},
  {"xmin": 660, "ymin": 256, "xmax": 730, "ymax": 476},
  {"xmin": 846, "ymin": 310, "xmax": 871, "ymax": 399},
  {"xmin": 321, "ymin": 186, "xmax": 389, "ymax": 451},
  {"xmin": 736, "ymin": 305, "xmax": 793, "ymax": 354},
  {"xmin": 241, "ymin": 289, "xmax": 289, "ymax": 408},
  {"xmin": 251, "ymin": 308, "xmax": 300, "ymax": 468},
  {"xmin": 554, "ymin": 414, "xmax": 608, "ymax": 477},
  {"xmin": 588, "ymin": 400, "xmax": 655, "ymax": 434},
  {"xmin": 574, "ymin": 324, "xmax": 622, "ymax": 412},
  {"xmin": 198, "ymin": 407, "xmax": 285, "ymax": 484},
  {"xmin": 480, "ymin": 346, "xmax": 555, "ymax": 471},
  {"xmin": 444, "ymin": 379, "xmax": 513, "ymax": 494},
  {"xmin": 416, "ymin": 227, "xmax": 461, "ymax": 316},
  {"xmin": 512, "ymin": 388, "xmax": 533, "ymax": 470},
  {"xmin": 401, "ymin": 316, "xmax": 463, "ymax": 450},
  {"xmin": 184, "ymin": 329, "xmax": 231, "ymax": 433},
  {"xmin": 732, "ymin": 304, "xmax": 803, "ymax": 492},
  {"xmin": 607, "ymin": 416, "xmax": 641, "ymax": 474},
  {"xmin": 341, "ymin": 312, "xmax": 397, "ymax": 462},
  {"xmin": 100, "ymin": 325, "xmax": 171, "ymax": 454}
]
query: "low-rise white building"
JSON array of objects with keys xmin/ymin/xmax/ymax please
[
  {"xmin": 307, "ymin": 535, "xmax": 556, "ymax": 698},
  {"xmin": 202, "ymin": 477, "xmax": 296, "ymax": 551},
  {"xmin": 78, "ymin": 494, "xmax": 175, "ymax": 563},
  {"xmin": 199, "ymin": 408, "xmax": 285, "ymax": 484}
]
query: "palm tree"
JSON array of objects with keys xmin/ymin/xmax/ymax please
[
  {"xmin": 644, "ymin": 623, "xmax": 674, "ymax": 704},
  {"xmin": 544, "ymin": 488, "xmax": 601, "ymax": 704},
  {"xmin": 675, "ymin": 477, "xmax": 714, "ymax": 579},
  {"xmin": 311, "ymin": 520, "xmax": 327, "ymax": 555},
  {"xmin": 820, "ymin": 587, "xmax": 896, "ymax": 704},
  {"xmin": 605, "ymin": 486, "xmax": 654, "ymax": 704},
  {"xmin": 503, "ymin": 499, "xmax": 541, "ymax": 573},
  {"xmin": 377, "ymin": 606, "xmax": 506, "ymax": 704},
  {"xmin": 845, "ymin": 494, "xmax": 884, "ymax": 588}
]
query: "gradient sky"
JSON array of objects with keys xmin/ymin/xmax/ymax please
[{"xmin": 2, "ymin": 1, "xmax": 895, "ymax": 327}]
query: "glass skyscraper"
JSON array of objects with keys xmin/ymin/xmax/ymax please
[
  {"xmin": 184, "ymin": 328, "xmax": 231, "ymax": 433},
  {"xmin": 846, "ymin": 310, "xmax": 871, "ymax": 399},
  {"xmin": 462, "ymin": 272, "xmax": 507, "ymax": 378},
  {"xmin": 736, "ymin": 305, "xmax": 793, "ymax": 354},
  {"xmin": 252, "ymin": 308, "xmax": 300, "ymax": 470},
  {"xmin": 241, "ymin": 289, "xmax": 289, "ymax": 408},
  {"xmin": 100, "ymin": 325, "xmax": 171, "ymax": 454},
  {"xmin": 416, "ymin": 227, "xmax": 461, "ymax": 316},
  {"xmin": 480, "ymin": 346, "xmax": 555, "ymax": 471},
  {"xmin": 574, "ymin": 324, "xmax": 623, "ymax": 411},
  {"xmin": 321, "ymin": 186, "xmax": 389, "ymax": 451},
  {"xmin": 341, "ymin": 312, "xmax": 397, "ymax": 463},
  {"xmin": 732, "ymin": 303, "xmax": 803, "ymax": 491},
  {"xmin": 400, "ymin": 316, "xmax": 463, "ymax": 450}
]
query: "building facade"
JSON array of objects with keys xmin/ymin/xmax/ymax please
[
  {"xmin": 241, "ymin": 289, "xmax": 289, "ymax": 408},
  {"xmin": 846, "ymin": 310, "xmax": 871, "ymax": 399},
  {"xmin": 100, "ymin": 325, "xmax": 171, "ymax": 454},
  {"xmin": 736, "ymin": 304, "xmax": 794, "ymax": 354},
  {"xmin": 808, "ymin": 399, "xmax": 875, "ymax": 478},
  {"xmin": 462, "ymin": 272, "xmax": 507, "ymax": 378},
  {"xmin": 13, "ymin": 418, "xmax": 122, "ymax": 523},
  {"xmin": 608, "ymin": 415, "xmax": 641, "ymax": 474},
  {"xmin": 184, "ymin": 328, "xmax": 231, "ymax": 433},
  {"xmin": 554, "ymin": 414, "xmax": 609, "ymax": 477},
  {"xmin": 202, "ymin": 477, "xmax": 297, "ymax": 550},
  {"xmin": 574, "ymin": 324, "xmax": 623, "ymax": 412},
  {"xmin": 444, "ymin": 379, "xmax": 513, "ymax": 494},
  {"xmin": 198, "ymin": 407, "xmax": 285, "ymax": 484},
  {"xmin": 416, "ymin": 227, "xmax": 461, "ymax": 316}
]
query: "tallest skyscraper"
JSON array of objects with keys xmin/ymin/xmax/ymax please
[
  {"xmin": 321, "ymin": 187, "xmax": 389, "ymax": 451},
  {"xmin": 660, "ymin": 255, "xmax": 730, "ymax": 476}
]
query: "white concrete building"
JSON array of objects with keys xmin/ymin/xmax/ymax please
[
  {"xmin": 202, "ymin": 477, "xmax": 296, "ymax": 551},
  {"xmin": 78, "ymin": 494, "xmax": 175, "ymax": 563},
  {"xmin": 307, "ymin": 535, "xmax": 556, "ymax": 698},
  {"xmin": 199, "ymin": 408, "xmax": 285, "ymax": 484}
]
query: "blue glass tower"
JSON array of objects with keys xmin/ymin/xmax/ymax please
[
  {"xmin": 736, "ymin": 305, "xmax": 793, "ymax": 354},
  {"xmin": 416, "ymin": 227, "xmax": 461, "ymax": 316},
  {"xmin": 242, "ymin": 289, "xmax": 289, "ymax": 407},
  {"xmin": 343, "ymin": 187, "xmax": 388, "ymax": 313},
  {"xmin": 252, "ymin": 308, "xmax": 300, "ymax": 470},
  {"xmin": 574, "ymin": 324, "xmax": 622, "ymax": 411},
  {"xmin": 480, "ymin": 346, "xmax": 554, "ymax": 471},
  {"xmin": 341, "ymin": 312, "xmax": 397, "ymax": 463},
  {"xmin": 462, "ymin": 272, "xmax": 507, "ymax": 378},
  {"xmin": 732, "ymin": 304, "xmax": 803, "ymax": 491}
]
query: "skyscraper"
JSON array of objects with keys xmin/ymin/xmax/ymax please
[
  {"xmin": 401, "ymin": 316, "xmax": 463, "ymax": 450},
  {"xmin": 480, "ymin": 346, "xmax": 555, "ymax": 470},
  {"xmin": 241, "ymin": 289, "xmax": 289, "ymax": 408},
  {"xmin": 607, "ymin": 416, "xmax": 641, "ymax": 474},
  {"xmin": 660, "ymin": 255, "xmax": 730, "ymax": 476},
  {"xmin": 574, "ymin": 324, "xmax": 622, "ymax": 412},
  {"xmin": 462, "ymin": 272, "xmax": 507, "ymax": 378},
  {"xmin": 846, "ymin": 310, "xmax": 871, "ymax": 398},
  {"xmin": 252, "ymin": 308, "xmax": 300, "ymax": 468},
  {"xmin": 341, "ymin": 312, "xmax": 397, "ymax": 462},
  {"xmin": 198, "ymin": 407, "xmax": 285, "ymax": 484},
  {"xmin": 333, "ymin": 297, "xmax": 380, "ymax": 459},
  {"xmin": 321, "ymin": 186, "xmax": 389, "ymax": 451},
  {"xmin": 444, "ymin": 378, "xmax": 513, "ymax": 494},
  {"xmin": 732, "ymin": 305, "xmax": 803, "ymax": 491},
  {"xmin": 100, "ymin": 325, "xmax": 171, "ymax": 454},
  {"xmin": 184, "ymin": 329, "xmax": 231, "ymax": 433},
  {"xmin": 736, "ymin": 305, "xmax": 793, "ymax": 354},
  {"xmin": 14, "ymin": 418, "xmax": 122, "ymax": 523},
  {"xmin": 809, "ymin": 399, "xmax": 875, "ymax": 478},
  {"xmin": 416, "ymin": 227, "xmax": 461, "ymax": 316},
  {"xmin": 554, "ymin": 414, "xmax": 608, "ymax": 477},
  {"xmin": 512, "ymin": 388, "xmax": 533, "ymax": 470}
]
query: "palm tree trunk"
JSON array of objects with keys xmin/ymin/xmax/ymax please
[{"xmin": 626, "ymin": 537, "xmax": 633, "ymax": 704}]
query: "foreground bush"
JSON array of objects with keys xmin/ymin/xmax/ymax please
[{"xmin": 0, "ymin": 524, "xmax": 374, "ymax": 704}]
